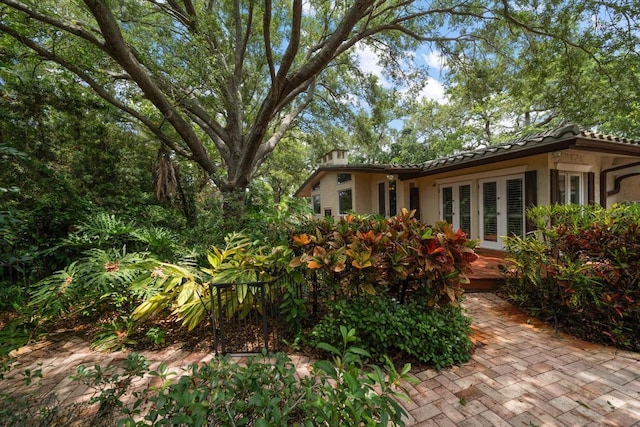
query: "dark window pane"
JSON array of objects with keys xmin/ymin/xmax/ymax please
[
  {"xmin": 442, "ymin": 187, "xmax": 453, "ymax": 224},
  {"xmin": 389, "ymin": 180, "xmax": 397, "ymax": 217},
  {"xmin": 338, "ymin": 189, "xmax": 352, "ymax": 214},
  {"xmin": 378, "ymin": 182, "xmax": 385, "ymax": 215},
  {"xmin": 312, "ymin": 195, "xmax": 321, "ymax": 214},
  {"xmin": 337, "ymin": 173, "xmax": 352, "ymax": 184}
]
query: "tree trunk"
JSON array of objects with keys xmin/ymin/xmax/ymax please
[{"xmin": 220, "ymin": 185, "xmax": 248, "ymax": 229}]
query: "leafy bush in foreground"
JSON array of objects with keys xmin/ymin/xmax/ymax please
[
  {"xmin": 1, "ymin": 329, "xmax": 415, "ymax": 427},
  {"xmin": 310, "ymin": 295, "xmax": 473, "ymax": 369},
  {"xmin": 290, "ymin": 209, "xmax": 478, "ymax": 307},
  {"xmin": 504, "ymin": 203, "xmax": 640, "ymax": 351}
]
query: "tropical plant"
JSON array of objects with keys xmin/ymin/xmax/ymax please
[
  {"xmin": 95, "ymin": 328, "xmax": 413, "ymax": 426},
  {"xmin": 311, "ymin": 295, "xmax": 472, "ymax": 369},
  {"xmin": 132, "ymin": 233, "xmax": 294, "ymax": 331},
  {"xmin": 504, "ymin": 203, "xmax": 640, "ymax": 350},
  {"xmin": 289, "ymin": 209, "xmax": 478, "ymax": 306},
  {"xmin": 29, "ymin": 247, "xmax": 152, "ymax": 322}
]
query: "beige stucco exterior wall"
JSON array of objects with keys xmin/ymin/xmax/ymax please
[{"xmin": 309, "ymin": 171, "xmax": 389, "ymax": 217}]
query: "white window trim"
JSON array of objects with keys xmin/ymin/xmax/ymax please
[
  {"xmin": 478, "ymin": 174, "xmax": 525, "ymax": 249},
  {"xmin": 438, "ymin": 181, "xmax": 473, "ymax": 229},
  {"xmin": 558, "ymin": 171, "xmax": 585, "ymax": 205}
]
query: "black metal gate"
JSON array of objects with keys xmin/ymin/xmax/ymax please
[{"xmin": 209, "ymin": 275, "xmax": 296, "ymax": 354}]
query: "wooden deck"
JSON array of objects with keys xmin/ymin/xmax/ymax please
[{"xmin": 464, "ymin": 248, "xmax": 507, "ymax": 292}]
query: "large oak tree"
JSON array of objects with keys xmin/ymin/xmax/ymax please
[{"xmin": 1, "ymin": 0, "xmax": 638, "ymax": 218}]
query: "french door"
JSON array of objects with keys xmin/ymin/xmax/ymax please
[
  {"xmin": 479, "ymin": 176, "xmax": 524, "ymax": 249},
  {"xmin": 441, "ymin": 183, "xmax": 472, "ymax": 237}
]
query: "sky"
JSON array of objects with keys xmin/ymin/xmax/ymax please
[{"xmin": 355, "ymin": 43, "xmax": 448, "ymax": 104}]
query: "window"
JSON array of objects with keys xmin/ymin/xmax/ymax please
[
  {"xmin": 482, "ymin": 182, "xmax": 498, "ymax": 242},
  {"xmin": 311, "ymin": 182, "xmax": 320, "ymax": 191},
  {"xmin": 441, "ymin": 183, "xmax": 471, "ymax": 236},
  {"xmin": 312, "ymin": 195, "xmax": 321, "ymax": 214},
  {"xmin": 442, "ymin": 187, "xmax": 453, "ymax": 225},
  {"xmin": 338, "ymin": 189, "xmax": 352, "ymax": 214},
  {"xmin": 506, "ymin": 178, "xmax": 524, "ymax": 237},
  {"xmin": 378, "ymin": 182, "xmax": 385, "ymax": 215},
  {"xmin": 388, "ymin": 180, "xmax": 397, "ymax": 216},
  {"xmin": 337, "ymin": 173, "xmax": 352, "ymax": 184},
  {"xmin": 479, "ymin": 175, "xmax": 524, "ymax": 249},
  {"xmin": 558, "ymin": 172, "xmax": 583, "ymax": 205},
  {"xmin": 459, "ymin": 184, "xmax": 471, "ymax": 236}
]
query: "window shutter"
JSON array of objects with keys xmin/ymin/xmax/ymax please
[
  {"xmin": 525, "ymin": 171, "xmax": 537, "ymax": 233},
  {"xmin": 482, "ymin": 182, "xmax": 498, "ymax": 242},
  {"xmin": 506, "ymin": 179, "xmax": 524, "ymax": 238},
  {"xmin": 442, "ymin": 187, "xmax": 453, "ymax": 225},
  {"xmin": 550, "ymin": 169, "xmax": 560, "ymax": 204},
  {"xmin": 587, "ymin": 172, "xmax": 595, "ymax": 205},
  {"xmin": 459, "ymin": 185, "xmax": 471, "ymax": 236}
]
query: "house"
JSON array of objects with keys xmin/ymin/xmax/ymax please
[{"xmin": 295, "ymin": 125, "xmax": 640, "ymax": 250}]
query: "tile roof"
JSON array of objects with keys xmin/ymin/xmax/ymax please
[{"xmin": 415, "ymin": 124, "xmax": 640, "ymax": 174}]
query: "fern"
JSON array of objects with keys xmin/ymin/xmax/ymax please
[
  {"xmin": 131, "ymin": 226, "xmax": 181, "ymax": 261},
  {"xmin": 29, "ymin": 248, "xmax": 153, "ymax": 321}
]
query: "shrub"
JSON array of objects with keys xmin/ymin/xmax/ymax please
[
  {"xmin": 310, "ymin": 295, "xmax": 473, "ymax": 369},
  {"xmin": 66, "ymin": 328, "xmax": 414, "ymax": 426},
  {"xmin": 289, "ymin": 209, "xmax": 478, "ymax": 307},
  {"xmin": 504, "ymin": 203, "xmax": 640, "ymax": 351}
]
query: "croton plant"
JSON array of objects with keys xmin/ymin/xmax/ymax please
[{"xmin": 289, "ymin": 209, "xmax": 478, "ymax": 307}]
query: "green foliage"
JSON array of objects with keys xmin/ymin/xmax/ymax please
[
  {"xmin": 145, "ymin": 327, "xmax": 167, "ymax": 347},
  {"xmin": 71, "ymin": 352, "xmax": 150, "ymax": 421},
  {"xmin": 311, "ymin": 295, "xmax": 472, "ymax": 369},
  {"xmin": 95, "ymin": 330, "xmax": 411, "ymax": 426},
  {"xmin": 504, "ymin": 203, "xmax": 640, "ymax": 351},
  {"xmin": 290, "ymin": 209, "xmax": 478, "ymax": 307},
  {"xmin": 132, "ymin": 232, "xmax": 294, "ymax": 331},
  {"xmin": 50, "ymin": 212, "xmax": 186, "ymax": 263},
  {"xmin": 29, "ymin": 248, "xmax": 151, "ymax": 322},
  {"xmin": 0, "ymin": 328, "xmax": 413, "ymax": 426},
  {"xmin": 91, "ymin": 316, "xmax": 138, "ymax": 352}
]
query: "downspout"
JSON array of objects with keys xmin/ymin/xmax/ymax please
[{"xmin": 599, "ymin": 161, "xmax": 640, "ymax": 207}]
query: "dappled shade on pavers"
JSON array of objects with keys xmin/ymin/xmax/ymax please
[{"xmin": 2, "ymin": 294, "xmax": 639, "ymax": 426}]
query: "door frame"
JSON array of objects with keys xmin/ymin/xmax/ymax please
[{"xmin": 478, "ymin": 174, "xmax": 525, "ymax": 249}]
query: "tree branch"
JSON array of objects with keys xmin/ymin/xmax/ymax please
[
  {"xmin": 263, "ymin": 0, "xmax": 276, "ymax": 84},
  {"xmin": 0, "ymin": 0, "xmax": 106, "ymax": 50},
  {"xmin": 82, "ymin": 0, "xmax": 218, "ymax": 175},
  {"xmin": 252, "ymin": 80, "xmax": 316, "ymax": 177},
  {"xmin": 0, "ymin": 22, "xmax": 195, "ymax": 161},
  {"xmin": 274, "ymin": 0, "xmax": 303, "ymax": 93}
]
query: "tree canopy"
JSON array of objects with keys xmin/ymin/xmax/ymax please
[{"xmin": 1, "ymin": 0, "xmax": 639, "ymax": 217}]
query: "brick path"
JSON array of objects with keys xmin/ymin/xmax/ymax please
[{"xmin": 2, "ymin": 293, "xmax": 639, "ymax": 426}]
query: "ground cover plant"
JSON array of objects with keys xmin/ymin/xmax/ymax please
[{"xmin": 503, "ymin": 203, "xmax": 640, "ymax": 351}]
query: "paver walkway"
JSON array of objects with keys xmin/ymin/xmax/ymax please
[{"xmin": 2, "ymin": 293, "xmax": 639, "ymax": 426}]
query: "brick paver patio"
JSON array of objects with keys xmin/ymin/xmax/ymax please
[{"xmin": 2, "ymin": 293, "xmax": 639, "ymax": 426}]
